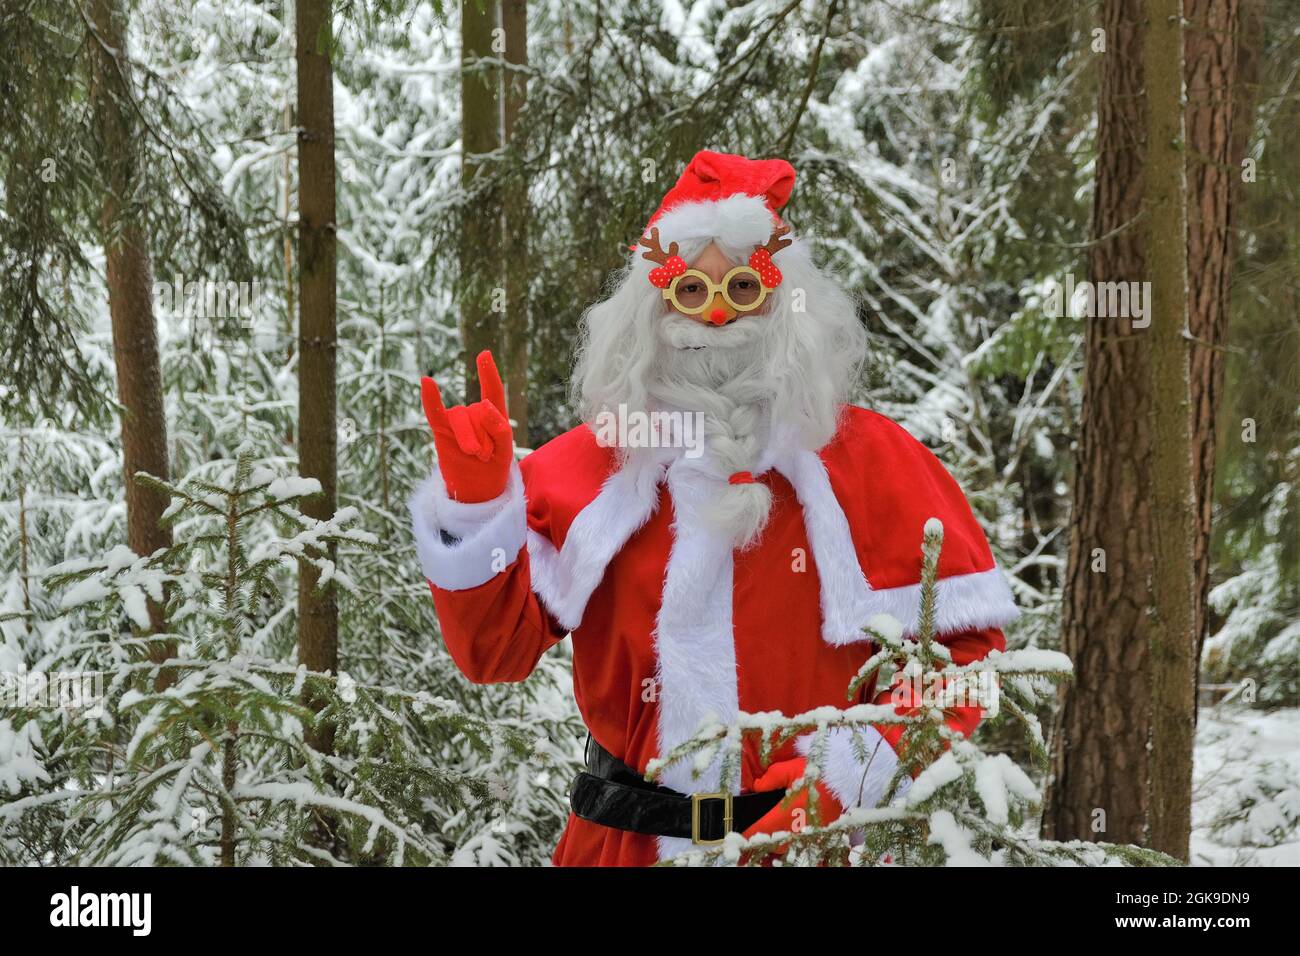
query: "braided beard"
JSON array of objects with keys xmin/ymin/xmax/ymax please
[{"xmin": 647, "ymin": 315, "xmax": 778, "ymax": 550}]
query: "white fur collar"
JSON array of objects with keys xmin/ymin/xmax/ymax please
[{"xmin": 526, "ymin": 426, "xmax": 1018, "ymax": 645}]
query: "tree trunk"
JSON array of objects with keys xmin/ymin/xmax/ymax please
[
  {"xmin": 1043, "ymin": 0, "xmax": 1154, "ymax": 847},
  {"xmin": 460, "ymin": 0, "xmax": 502, "ymax": 401},
  {"xmin": 87, "ymin": 0, "xmax": 174, "ymax": 684},
  {"xmin": 1183, "ymin": 0, "xmax": 1242, "ymax": 667},
  {"xmin": 1143, "ymin": 0, "xmax": 1197, "ymax": 861},
  {"xmin": 1189, "ymin": 0, "xmax": 1264, "ymax": 692},
  {"xmin": 295, "ymin": 0, "xmax": 338, "ymax": 754},
  {"xmin": 1044, "ymin": 0, "xmax": 1222, "ymax": 858},
  {"xmin": 502, "ymin": 0, "xmax": 530, "ymax": 445}
]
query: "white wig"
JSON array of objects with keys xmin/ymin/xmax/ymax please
[{"xmin": 572, "ymin": 195, "xmax": 868, "ymax": 547}]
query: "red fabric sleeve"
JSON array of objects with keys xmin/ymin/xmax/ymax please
[
  {"xmin": 420, "ymin": 428, "xmax": 609, "ymax": 685},
  {"xmin": 428, "ymin": 547, "xmax": 567, "ymax": 684}
]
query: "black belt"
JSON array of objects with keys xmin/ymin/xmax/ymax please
[{"xmin": 569, "ymin": 735, "xmax": 785, "ymax": 845}]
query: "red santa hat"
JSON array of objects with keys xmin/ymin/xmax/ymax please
[{"xmin": 639, "ymin": 149, "xmax": 796, "ymax": 250}]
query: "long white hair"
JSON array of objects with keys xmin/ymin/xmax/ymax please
[{"xmin": 572, "ymin": 226, "xmax": 867, "ymax": 548}]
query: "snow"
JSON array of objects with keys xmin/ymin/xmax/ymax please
[
  {"xmin": 265, "ymin": 477, "xmax": 322, "ymax": 501},
  {"xmin": 927, "ymin": 809, "xmax": 990, "ymax": 866},
  {"xmin": 906, "ymin": 750, "xmax": 963, "ymax": 804},
  {"xmin": 60, "ymin": 578, "xmax": 111, "ymax": 611},
  {"xmin": 119, "ymin": 585, "xmax": 152, "ymax": 630},
  {"xmin": 1191, "ymin": 706, "xmax": 1300, "ymax": 866},
  {"xmin": 979, "ymin": 647, "xmax": 1074, "ymax": 675},
  {"xmin": 865, "ymin": 613, "xmax": 904, "ymax": 643},
  {"xmin": 103, "ymin": 544, "xmax": 142, "ymax": 576},
  {"xmin": 973, "ymin": 752, "xmax": 1037, "ymax": 826},
  {"xmin": 0, "ymin": 719, "xmax": 50, "ymax": 795}
]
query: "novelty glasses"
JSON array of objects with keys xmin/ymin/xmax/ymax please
[
  {"xmin": 640, "ymin": 223, "xmax": 793, "ymax": 315},
  {"xmin": 661, "ymin": 266, "xmax": 770, "ymax": 315}
]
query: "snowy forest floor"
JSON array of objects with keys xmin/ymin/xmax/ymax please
[{"xmin": 1190, "ymin": 705, "xmax": 1300, "ymax": 866}]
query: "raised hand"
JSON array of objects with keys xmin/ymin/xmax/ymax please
[{"xmin": 420, "ymin": 350, "xmax": 514, "ymax": 503}]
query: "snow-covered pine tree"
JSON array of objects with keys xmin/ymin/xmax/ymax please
[
  {"xmin": 4, "ymin": 447, "xmax": 539, "ymax": 865},
  {"xmin": 652, "ymin": 518, "xmax": 1175, "ymax": 867}
]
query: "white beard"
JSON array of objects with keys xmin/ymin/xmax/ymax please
[{"xmin": 646, "ymin": 316, "xmax": 778, "ymax": 550}]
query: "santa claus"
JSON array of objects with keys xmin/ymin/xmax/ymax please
[{"xmin": 409, "ymin": 150, "xmax": 1018, "ymax": 865}]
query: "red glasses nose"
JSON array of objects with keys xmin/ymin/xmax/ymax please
[{"xmin": 709, "ymin": 308, "xmax": 728, "ymax": 325}]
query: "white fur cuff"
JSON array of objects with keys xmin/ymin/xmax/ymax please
[
  {"xmin": 408, "ymin": 462, "xmax": 527, "ymax": 591},
  {"xmin": 796, "ymin": 724, "xmax": 911, "ymax": 810}
]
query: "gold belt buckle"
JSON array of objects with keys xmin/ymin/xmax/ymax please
[{"xmin": 691, "ymin": 791, "xmax": 733, "ymax": 845}]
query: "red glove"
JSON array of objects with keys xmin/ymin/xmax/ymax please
[
  {"xmin": 873, "ymin": 674, "xmax": 984, "ymax": 774},
  {"xmin": 420, "ymin": 351, "xmax": 513, "ymax": 503},
  {"xmin": 741, "ymin": 756, "xmax": 843, "ymax": 848}
]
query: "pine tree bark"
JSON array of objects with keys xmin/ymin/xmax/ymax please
[
  {"xmin": 1184, "ymin": 0, "xmax": 1242, "ymax": 665},
  {"xmin": 295, "ymin": 0, "xmax": 338, "ymax": 755},
  {"xmin": 87, "ymin": 0, "xmax": 174, "ymax": 683},
  {"xmin": 1144, "ymin": 0, "xmax": 1197, "ymax": 860},
  {"xmin": 502, "ymin": 0, "xmax": 530, "ymax": 446},
  {"xmin": 1043, "ymin": 0, "xmax": 1154, "ymax": 847},
  {"xmin": 460, "ymin": 0, "xmax": 503, "ymax": 401}
]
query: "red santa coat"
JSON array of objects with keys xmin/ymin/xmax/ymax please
[{"xmin": 409, "ymin": 405, "xmax": 1018, "ymax": 865}]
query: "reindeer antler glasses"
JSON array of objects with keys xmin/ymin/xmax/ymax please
[{"xmin": 641, "ymin": 224, "xmax": 792, "ymax": 316}]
